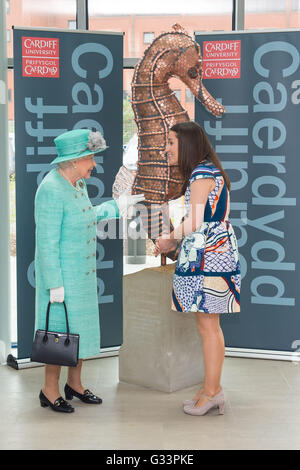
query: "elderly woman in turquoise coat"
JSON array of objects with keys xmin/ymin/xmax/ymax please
[{"xmin": 35, "ymin": 129, "xmax": 144, "ymax": 413}]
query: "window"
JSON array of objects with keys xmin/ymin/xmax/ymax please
[
  {"xmin": 6, "ymin": 29, "xmax": 11, "ymax": 42},
  {"xmin": 245, "ymin": 0, "xmax": 285, "ymax": 12},
  {"xmin": 144, "ymin": 32, "xmax": 155, "ymax": 44},
  {"xmin": 6, "ymin": 0, "xmax": 77, "ymax": 57},
  {"xmin": 88, "ymin": 1, "xmax": 233, "ymax": 57},
  {"xmin": 292, "ymin": 0, "xmax": 300, "ymax": 9},
  {"xmin": 245, "ymin": 0, "xmax": 299, "ymax": 29},
  {"xmin": 68, "ymin": 20, "xmax": 77, "ymax": 29}
]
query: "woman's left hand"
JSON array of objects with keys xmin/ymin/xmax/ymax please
[
  {"xmin": 154, "ymin": 237, "xmax": 177, "ymax": 256},
  {"xmin": 50, "ymin": 286, "xmax": 65, "ymax": 303}
]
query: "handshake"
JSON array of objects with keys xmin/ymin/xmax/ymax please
[{"xmin": 154, "ymin": 237, "xmax": 178, "ymax": 257}]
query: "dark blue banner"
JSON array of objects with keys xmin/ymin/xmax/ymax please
[
  {"xmin": 13, "ymin": 27, "xmax": 123, "ymax": 359},
  {"xmin": 196, "ymin": 30, "xmax": 299, "ymax": 354}
]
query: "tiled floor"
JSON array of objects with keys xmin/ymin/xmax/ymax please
[{"xmin": 1, "ymin": 355, "xmax": 300, "ymax": 450}]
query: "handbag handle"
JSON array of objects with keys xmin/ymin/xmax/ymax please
[{"xmin": 43, "ymin": 301, "xmax": 71, "ymax": 345}]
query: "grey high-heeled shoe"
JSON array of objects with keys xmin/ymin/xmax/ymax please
[
  {"xmin": 182, "ymin": 399, "xmax": 197, "ymax": 407},
  {"xmin": 182, "ymin": 385, "xmax": 204, "ymax": 407},
  {"xmin": 183, "ymin": 388, "xmax": 225, "ymax": 416}
]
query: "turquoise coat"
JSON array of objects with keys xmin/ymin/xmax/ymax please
[{"xmin": 34, "ymin": 168, "xmax": 119, "ymax": 359}]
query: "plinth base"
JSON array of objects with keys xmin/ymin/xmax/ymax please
[{"xmin": 119, "ymin": 264, "xmax": 204, "ymax": 393}]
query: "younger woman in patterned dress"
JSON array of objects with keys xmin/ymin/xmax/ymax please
[{"xmin": 155, "ymin": 121, "xmax": 240, "ymax": 416}]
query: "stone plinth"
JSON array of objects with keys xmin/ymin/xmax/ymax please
[{"xmin": 119, "ymin": 264, "xmax": 204, "ymax": 393}]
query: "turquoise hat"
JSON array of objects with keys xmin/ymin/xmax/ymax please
[{"xmin": 51, "ymin": 129, "xmax": 108, "ymax": 165}]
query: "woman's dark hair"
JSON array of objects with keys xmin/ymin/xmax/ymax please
[{"xmin": 170, "ymin": 121, "xmax": 231, "ymax": 193}]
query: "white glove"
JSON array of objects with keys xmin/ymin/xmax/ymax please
[
  {"xmin": 50, "ymin": 286, "xmax": 65, "ymax": 303},
  {"xmin": 116, "ymin": 193, "xmax": 145, "ymax": 218}
]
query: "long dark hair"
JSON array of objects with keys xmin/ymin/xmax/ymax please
[{"xmin": 170, "ymin": 121, "xmax": 231, "ymax": 193}]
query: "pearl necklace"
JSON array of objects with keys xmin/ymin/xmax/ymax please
[{"xmin": 58, "ymin": 168, "xmax": 82, "ymax": 192}]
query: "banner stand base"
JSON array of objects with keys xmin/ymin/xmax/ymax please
[
  {"xmin": 226, "ymin": 347, "xmax": 300, "ymax": 362},
  {"xmin": 6, "ymin": 347, "xmax": 120, "ymax": 370},
  {"xmin": 7, "ymin": 347, "xmax": 299, "ymax": 369}
]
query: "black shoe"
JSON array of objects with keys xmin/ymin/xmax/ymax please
[
  {"xmin": 64, "ymin": 383, "xmax": 102, "ymax": 404},
  {"xmin": 39, "ymin": 390, "xmax": 75, "ymax": 413}
]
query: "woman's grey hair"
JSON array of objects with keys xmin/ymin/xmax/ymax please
[{"xmin": 57, "ymin": 160, "xmax": 76, "ymax": 170}]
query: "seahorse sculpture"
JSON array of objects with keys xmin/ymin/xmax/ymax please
[
  {"xmin": 129, "ymin": 24, "xmax": 225, "ymax": 253},
  {"xmin": 113, "ymin": 25, "xmax": 225, "ymax": 261}
]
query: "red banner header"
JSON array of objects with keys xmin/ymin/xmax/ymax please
[
  {"xmin": 203, "ymin": 40, "xmax": 241, "ymax": 79},
  {"xmin": 22, "ymin": 36, "xmax": 60, "ymax": 78}
]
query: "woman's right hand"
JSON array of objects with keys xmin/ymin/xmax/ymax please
[
  {"xmin": 116, "ymin": 193, "xmax": 145, "ymax": 218},
  {"xmin": 50, "ymin": 286, "xmax": 65, "ymax": 303},
  {"xmin": 154, "ymin": 238, "xmax": 178, "ymax": 256}
]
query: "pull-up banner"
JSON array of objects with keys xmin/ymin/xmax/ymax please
[
  {"xmin": 13, "ymin": 27, "xmax": 123, "ymax": 360},
  {"xmin": 196, "ymin": 30, "xmax": 299, "ymax": 356}
]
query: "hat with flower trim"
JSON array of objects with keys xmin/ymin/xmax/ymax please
[{"xmin": 51, "ymin": 129, "xmax": 108, "ymax": 165}]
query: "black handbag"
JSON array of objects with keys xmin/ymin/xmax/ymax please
[{"xmin": 31, "ymin": 301, "xmax": 79, "ymax": 367}]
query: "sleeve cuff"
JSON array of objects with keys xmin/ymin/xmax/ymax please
[{"xmin": 95, "ymin": 199, "xmax": 120, "ymax": 222}]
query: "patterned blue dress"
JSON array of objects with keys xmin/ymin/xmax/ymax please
[{"xmin": 172, "ymin": 161, "xmax": 241, "ymax": 314}]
